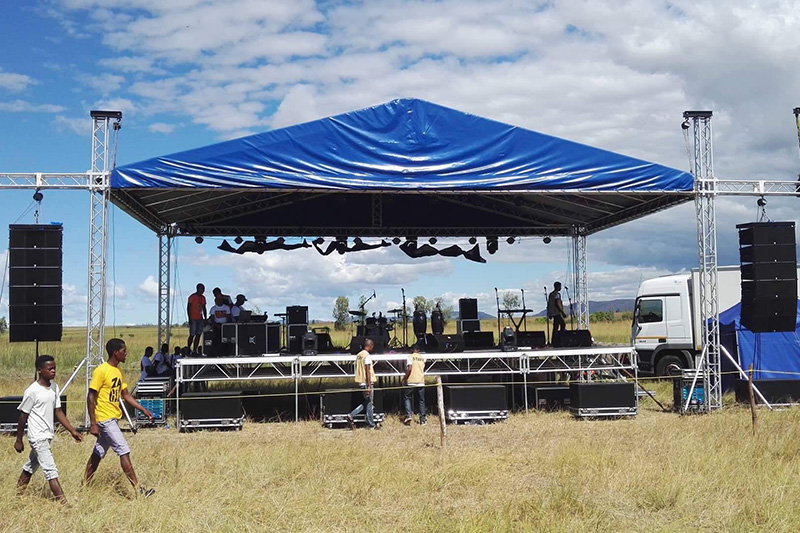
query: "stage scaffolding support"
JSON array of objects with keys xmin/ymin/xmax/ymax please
[
  {"xmin": 157, "ymin": 228, "xmax": 173, "ymax": 348},
  {"xmin": 571, "ymin": 227, "xmax": 589, "ymax": 329},
  {"xmin": 685, "ymin": 110, "xmax": 722, "ymax": 411}
]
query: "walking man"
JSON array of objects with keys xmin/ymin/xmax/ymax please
[
  {"xmin": 347, "ymin": 338, "xmax": 377, "ymax": 429},
  {"xmin": 402, "ymin": 345, "xmax": 426, "ymax": 425},
  {"xmin": 14, "ymin": 355, "xmax": 83, "ymax": 504},
  {"xmin": 84, "ymin": 338, "xmax": 155, "ymax": 497}
]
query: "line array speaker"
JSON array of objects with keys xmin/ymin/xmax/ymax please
[
  {"xmin": 8, "ymin": 224, "xmax": 63, "ymax": 343},
  {"xmin": 737, "ymin": 221, "xmax": 797, "ymax": 333},
  {"xmin": 458, "ymin": 298, "xmax": 478, "ymax": 320}
]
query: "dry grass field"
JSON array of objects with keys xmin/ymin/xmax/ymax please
[{"xmin": 2, "ymin": 322, "xmax": 797, "ymax": 532}]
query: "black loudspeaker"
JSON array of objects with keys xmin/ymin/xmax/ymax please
[
  {"xmin": 737, "ymin": 222, "xmax": 797, "ymax": 333},
  {"xmin": 8, "ymin": 224, "xmax": 63, "ymax": 343},
  {"xmin": 431, "ymin": 310, "xmax": 444, "ymax": 335},
  {"xmin": 302, "ymin": 332, "xmax": 318, "ymax": 355},
  {"xmin": 517, "ymin": 331, "xmax": 546, "ymax": 348},
  {"xmin": 286, "ymin": 306, "xmax": 308, "ymax": 325},
  {"xmin": 457, "ymin": 319, "xmax": 481, "ymax": 333},
  {"xmin": 424, "ymin": 333, "xmax": 465, "ymax": 353},
  {"xmin": 288, "ymin": 324, "xmax": 308, "ymax": 353},
  {"xmin": 463, "ymin": 331, "xmax": 494, "ymax": 349},
  {"xmin": 226, "ymin": 323, "xmax": 279, "ymax": 355},
  {"xmin": 458, "ymin": 298, "xmax": 478, "ymax": 320},
  {"xmin": 569, "ymin": 382, "xmax": 636, "ymax": 409},
  {"xmin": 444, "ymin": 385, "xmax": 506, "ymax": 411},
  {"xmin": 551, "ymin": 330, "xmax": 592, "ymax": 348},
  {"xmin": 315, "ymin": 332, "xmax": 333, "ymax": 352},
  {"xmin": 322, "ymin": 389, "xmax": 384, "ymax": 414},
  {"xmin": 0, "ymin": 395, "xmax": 68, "ymax": 426},
  {"xmin": 734, "ymin": 379, "xmax": 800, "ymax": 404},
  {"xmin": 180, "ymin": 391, "xmax": 243, "ymax": 420},
  {"xmin": 349, "ymin": 336, "xmax": 385, "ymax": 355},
  {"xmin": 528, "ymin": 386, "xmax": 570, "ymax": 411}
]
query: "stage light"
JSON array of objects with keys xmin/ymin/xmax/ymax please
[
  {"xmin": 234, "ymin": 236, "xmax": 243, "ymax": 244},
  {"xmin": 468, "ymin": 237, "xmax": 477, "ymax": 245},
  {"xmin": 681, "ymin": 120, "xmax": 690, "ymax": 130},
  {"xmin": 33, "ymin": 191, "xmax": 43, "ymax": 202},
  {"xmin": 486, "ymin": 236, "xmax": 498, "ymax": 254},
  {"xmin": 429, "ymin": 237, "xmax": 437, "ymax": 245},
  {"xmin": 392, "ymin": 237, "xmax": 401, "ymax": 245},
  {"xmin": 506, "ymin": 236, "xmax": 516, "ymax": 244},
  {"xmin": 195, "ymin": 236, "xmax": 204, "ymax": 244},
  {"xmin": 543, "ymin": 236, "xmax": 552, "ymax": 245}
]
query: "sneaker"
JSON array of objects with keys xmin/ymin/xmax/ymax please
[
  {"xmin": 419, "ymin": 419, "xmax": 427, "ymax": 426},
  {"xmin": 138, "ymin": 486, "xmax": 156, "ymax": 498},
  {"xmin": 403, "ymin": 417, "xmax": 412, "ymax": 426},
  {"xmin": 346, "ymin": 415, "xmax": 355, "ymax": 431}
]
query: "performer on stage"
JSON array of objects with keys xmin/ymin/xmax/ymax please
[
  {"xmin": 212, "ymin": 287, "xmax": 233, "ymax": 306},
  {"xmin": 187, "ymin": 283, "xmax": 207, "ymax": 354},
  {"xmin": 231, "ymin": 294, "xmax": 247, "ymax": 322},
  {"xmin": 547, "ymin": 282, "xmax": 567, "ymax": 334}
]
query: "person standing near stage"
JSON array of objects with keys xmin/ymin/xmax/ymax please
[
  {"xmin": 139, "ymin": 346, "xmax": 154, "ymax": 382},
  {"xmin": 187, "ymin": 283, "xmax": 207, "ymax": 354},
  {"xmin": 347, "ymin": 338, "xmax": 377, "ymax": 430},
  {"xmin": 84, "ymin": 338, "xmax": 155, "ymax": 497},
  {"xmin": 548, "ymin": 281, "xmax": 567, "ymax": 335},
  {"xmin": 231, "ymin": 294, "xmax": 247, "ymax": 322},
  {"xmin": 212, "ymin": 287, "xmax": 233, "ymax": 306},
  {"xmin": 402, "ymin": 345, "xmax": 427, "ymax": 425},
  {"xmin": 14, "ymin": 355, "xmax": 83, "ymax": 504}
]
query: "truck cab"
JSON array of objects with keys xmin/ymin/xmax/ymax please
[{"xmin": 632, "ymin": 274, "xmax": 694, "ymax": 375}]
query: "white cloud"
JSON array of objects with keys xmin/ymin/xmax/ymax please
[
  {"xmin": 93, "ymin": 97, "xmax": 137, "ymax": 116},
  {"xmin": 83, "ymin": 73, "xmax": 126, "ymax": 94},
  {"xmin": 53, "ymin": 115, "xmax": 88, "ymax": 135},
  {"xmin": 137, "ymin": 274, "xmax": 159, "ymax": 299},
  {"xmin": 148, "ymin": 122, "xmax": 176, "ymax": 134},
  {"xmin": 0, "ymin": 69, "xmax": 35, "ymax": 92},
  {"xmin": 0, "ymin": 100, "xmax": 65, "ymax": 113}
]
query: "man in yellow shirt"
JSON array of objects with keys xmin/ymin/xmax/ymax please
[
  {"xmin": 84, "ymin": 338, "xmax": 155, "ymax": 496},
  {"xmin": 346, "ymin": 338, "xmax": 377, "ymax": 430}
]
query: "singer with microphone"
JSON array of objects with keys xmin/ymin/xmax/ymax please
[{"xmin": 547, "ymin": 282, "xmax": 567, "ymax": 335}]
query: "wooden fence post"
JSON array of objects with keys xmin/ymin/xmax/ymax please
[{"xmin": 436, "ymin": 376, "xmax": 446, "ymax": 447}]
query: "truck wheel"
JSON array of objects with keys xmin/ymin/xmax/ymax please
[{"xmin": 656, "ymin": 355, "xmax": 685, "ymax": 377}]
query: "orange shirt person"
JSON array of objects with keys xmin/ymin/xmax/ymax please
[{"xmin": 187, "ymin": 283, "xmax": 207, "ymax": 353}]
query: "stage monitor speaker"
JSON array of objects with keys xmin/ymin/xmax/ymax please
[
  {"xmin": 423, "ymin": 333, "xmax": 465, "ymax": 353},
  {"xmin": 463, "ymin": 331, "xmax": 494, "ymax": 349},
  {"xmin": 349, "ymin": 335, "xmax": 386, "ymax": 355},
  {"xmin": 570, "ymin": 382, "xmax": 636, "ymax": 409},
  {"xmin": 457, "ymin": 319, "xmax": 481, "ymax": 334},
  {"xmin": 286, "ymin": 306, "xmax": 308, "ymax": 325},
  {"xmin": 737, "ymin": 221, "xmax": 797, "ymax": 333},
  {"xmin": 551, "ymin": 329, "xmax": 592, "ymax": 348},
  {"xmin": 516, "ymin": 330, "xmax": 546, "ymax": 348},
  {"xmin": 8, "ymin": 224, "xmax": 63, "ymax": 343},
  {"xmin": 458, "ymin": 298, "xmax": 478, "ymax": 320},
  {"xmin": 179, "ymin": 391, "xmax": 243, "ymax": 420},
  {"xmin": 287, "ymin": 324, "xmax": 308, "ymax": 353},
  {"xmin": 734, "ymin": 379, "xmax": 800, "ymax": 404},
  {"xmin": 444, "ymin": 385, "xmax": 506, "ymax": 412}
]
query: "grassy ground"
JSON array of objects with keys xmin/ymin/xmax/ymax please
[{"xmin": 5, "ymin": 322, "xmax": 795, "ymax": 531}]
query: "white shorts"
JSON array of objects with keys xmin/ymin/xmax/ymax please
[
  {"xmin": 23, "ymin": 438, "xmax": 59, "ymax": 481},
  {"xmin": 93, "ymin": 419, "xmax": 131, "ymax": 458}
]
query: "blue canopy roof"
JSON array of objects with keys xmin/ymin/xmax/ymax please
[
  {"xmin": 109, "ymin": 98, "xmax": 693, "ymax": 238},
  {"xmin": 112, "ymin": 98, "xmax": 692, "ymax": 192}
]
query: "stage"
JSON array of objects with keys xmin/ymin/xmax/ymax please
[{"xmin": 175, "ymin": 346, "xmax": 637, "ymax": 421}]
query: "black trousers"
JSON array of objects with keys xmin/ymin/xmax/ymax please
[{"xmin": 551, "ymin": 314, "xmax": 566, "ymax": 333}]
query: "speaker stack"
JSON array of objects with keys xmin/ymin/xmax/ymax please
[
  {"xmin": 737, "ymin": 222, "xmax": 797, "ymax": 332},
  {"xmin": 286, "ymin": 305, "xmax": 309, "ymax": 353},
  {"xmin": 8, "ymin": 224, "xmax": 63, "ymax": 342},
  {"xmin": 457, "ymin": 298, "xmax": 481, "ymax": 334}
]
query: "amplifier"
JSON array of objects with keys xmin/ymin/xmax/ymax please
[
  {"xmin": 423, "ymin": 333, "xmax": 465, "ymax": 353},
  {"xmin": 463, "ymin": 331, "xmax": 494, "ymax": 349},
  {"xmin": 516, "ymin": 330, "xmax": 546, "ymax": 348},
  {"xmin": 179, "ymin": 391, "xmax": 244, "ymax": 431},
  {"xmin": 569, "ymin": 382, "xmax": 636, "ymax": 418},
  {"xmin": 457, "ymin": 319, "xmax": 481, "ymax": 333},
  {"xmin": 552, "ymin": 329, "xmax": 592, "ymax": 348},
  {"xmin": 734, "ymin": 379, "xmax": 800, "ymax": 405}
]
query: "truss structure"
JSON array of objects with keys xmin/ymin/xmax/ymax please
[
  {"xmin": 157, "ymin": 228, "xmax": 173, "ymax": 347},
  {"xmin": 572, "ymin": 228, "xmax": 589, "ymax": 329}
]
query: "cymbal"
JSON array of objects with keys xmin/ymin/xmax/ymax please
[
  {"xmin": 387, "ymin": 308, "xmax": 404, "ymax": 313},
  {"xmin": 349, "ymin": 310, "xmax": 367, "ymax": 316}
]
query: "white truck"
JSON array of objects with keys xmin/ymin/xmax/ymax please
[{"xmin": 632, "ymin": 266, "xmax": 745, "ymax": 375}]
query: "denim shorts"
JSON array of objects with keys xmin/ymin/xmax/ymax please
[
  {"xmin": 189, "ymin": 318, "xmax": 205, "ymax": 336},
  {"xmin": 23, "ymin": 438, "xmax": 59, "ymax": 480},
  {"xmin": 93, "ymin": 419, "xmax": 131, "ymax": 458}
]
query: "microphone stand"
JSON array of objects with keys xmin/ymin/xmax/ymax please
[
  {"xmin": 521, "ymin": 288, "xmax": 527, "ymax": 332},
  {"xmin": 543, "ymin": 286, "xmax": 550, "ymax": 345},
  {"xmin": 360, "ymin": 290, "xmax": 377, "ymax": 329},
  {"xmin": 494, "ymin": 287, "xmax": 501, "ymax": 344},
  {"xmin": 564, "ymin": 286, "xmax": 575, "ymax": 330},
  {"xmin": 401, "ymin": 288, "xmax": 408, "ymax": 348}
]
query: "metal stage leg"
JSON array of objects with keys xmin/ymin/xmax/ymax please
[
  {"xmin": 157, "ymin": 229, "xmax": 173, "ymax": 348},
  {"xmin": 685, "ymin": 111, "xmax": 722, "ymax": 412},
  {"xmin": 84, "ymin": 111, "xmax": 120, "ymax": 426},
  {"xmin": 571, "ymin": 228, "xmax": 589, "ymax": 330}
]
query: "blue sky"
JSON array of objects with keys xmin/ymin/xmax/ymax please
[{"xmin": 1, "ymin": 0, "xmax": 799, "ymax": 326}]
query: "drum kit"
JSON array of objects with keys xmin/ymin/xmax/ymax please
[{"xmin": 349, "ymin": 307, "xmax": 408, "ymax": 348}]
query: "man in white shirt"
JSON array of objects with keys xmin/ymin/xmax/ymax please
[
  {"xmin": 231, "ymin": 294, "xmax": 247, "ymax": 322},
  {"xmin": 14, "ymin": 355, "xmax": 83, "ymax": 504},
  {"xmin": 346, "ymin": 339, "xmax": 377, "ymax": 429},
  {"xmin": 139, "ymin": 346, "xmax": 154, "ymax": 382},
  {"xmin": 209, "ymin": 297, "xmax": 232, "ymax": 356},
  {"xmin": 152, "ymin": 343, "xmax": 171, "ymax": 377}
]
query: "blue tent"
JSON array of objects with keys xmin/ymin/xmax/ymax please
[
  {"xmin": 719, "ymin": 302, "xmax": 800, "ymax": 388},
  {"xmin": 109, "ymin": 98, "xmax": 693, "ymax": 238}
]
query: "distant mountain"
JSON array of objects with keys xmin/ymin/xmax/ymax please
[
  {"xmin": 452, "ymin": 311, "xmax": 495, "ymax": 320},
  {"xmin": 531, "ymin": 299, "xmax": 634, "ymax": 317}
]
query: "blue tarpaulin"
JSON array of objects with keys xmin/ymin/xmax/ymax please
[
  {"xmin": 112, "ymin": 98, "xmax": 693, "ymax": 192},
  {"xmin": 719, "ymin": 302, "xmax": 800, "ymax": 387}
]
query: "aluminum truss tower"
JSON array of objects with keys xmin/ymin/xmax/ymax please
[
  {"xmin": 571, "ymin": 227, "xmax": 589, "ymax": 329},
  {"xmin": 157, "ymin": 228, "xmax": 173, "ymax": 347}
]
